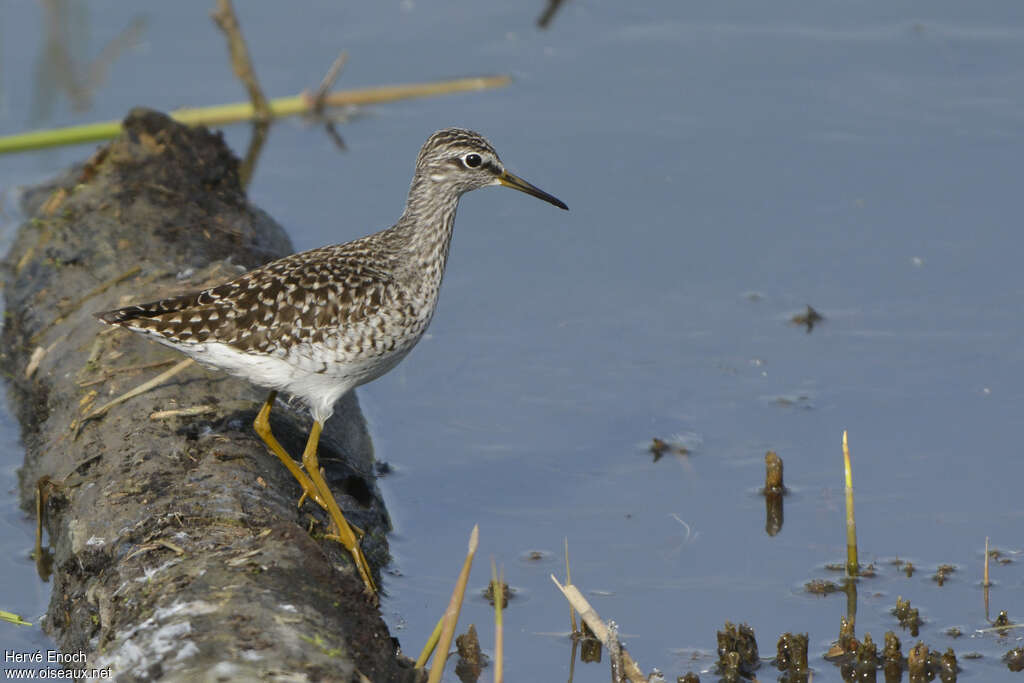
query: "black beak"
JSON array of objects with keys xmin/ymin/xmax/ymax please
[{"xmin": 498, "ymin": 170, "xmax": 569, "ymax": 210}]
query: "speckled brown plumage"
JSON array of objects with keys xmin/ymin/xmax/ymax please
[
  {"xmin": 100, "ymin": 241, "xmax": 412, "ymax": 355},
  {"xmin": 97, "ymin": 128, "xmax": 567, "ymax": 423}
]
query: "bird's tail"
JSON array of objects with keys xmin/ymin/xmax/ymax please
[{"xmin": 95, "ymin": 292, "xmax": 201, "ymax": 326}]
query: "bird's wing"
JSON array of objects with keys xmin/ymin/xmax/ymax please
[{"xmin": 96, "ymin": 245, "xmax": 404, "ymax": 354}]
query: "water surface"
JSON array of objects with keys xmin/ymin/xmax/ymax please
[{"xmin": 2, "ymin": 2, "xmax": 1023, "ymax": 680}]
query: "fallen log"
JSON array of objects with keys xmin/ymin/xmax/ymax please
[{"xmin": 1, "ymin": 109, "xmax": 418, "ymax": 682}]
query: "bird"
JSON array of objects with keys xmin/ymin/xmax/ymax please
[{"xmin": 96, "ymin": 128, "xmax": 568, "ymax": 595}]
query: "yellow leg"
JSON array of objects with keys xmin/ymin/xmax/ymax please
[
  {"xmin": 302, "ymin": 420, "xmax": 377, "ymax": 595},
  {"xmin": 253, "ymin": 391, "xmax": 326, "ymax": 509}
]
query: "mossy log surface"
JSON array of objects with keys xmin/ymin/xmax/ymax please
[{"xmin": 1, "ymin": 109, "xmax": 419, "ymax": 682}]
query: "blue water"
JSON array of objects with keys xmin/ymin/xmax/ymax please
[{"xmin": 3, "ymin": 2, "xmax": 1024, "ymax": 680}]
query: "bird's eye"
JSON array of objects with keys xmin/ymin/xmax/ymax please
[{"xmin": 463, "ymin": 153, "xmax": 483, "ymax": 168}]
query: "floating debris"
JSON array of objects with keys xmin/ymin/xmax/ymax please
[
  {"xmin": 933, "ymin": 564, "xmax": 956, "ymax": 586},
  {"xmin": 774, "ymin": 632, "xmax": 809, "ymax": 675},
  {"xmin": 579, "ymin": 621, "xmax": 602, "ymax": 663},
  {"xmin": 940, "ymin": 648, "xmax": 960, "ymax": 681},
  {"xmin": 883, "ymin": 631, "xmax": 903, "ymax": 680},
  {"xmin": 771, "ymin": 393, "xmax": 814, "ymax": 410},
  {"xmin": 993, "ymin": 610, "xmax": 1015, "ymax": 637},
  {"xmin": 650, "ymin": 437, "xmax": 689, "ymax": 462},
  {"xmin": 454, "ymin": 624, "xmax": 486, "ymax": 683},
  {"xmin": 853, "ymin": 633, "xmax": 880, "ymax": 678},
  {"xmin": 720, "ymin": 651, "xmax": 742, "ymax": 683},
  {"xmin": 894, "ymin": 596, "xmax": 922, "ymax": 637},
  {"xmin": 716, "ymin": 621, "xmax": 759, "ymax": 679},
  {"xmin": 1005, "ymin": 647, "xmax": 1024, "ymax": 672},
  {"xmin": 805, "ymin": 579, "xmax": 841, "ymax": 596},
  {"xmin": 907, "ymin": 642, "xmax": 930, "ymax": 678},
  {"xmin": 836, "ymin": 614, "xmax": 858, "ymax": 657},
  {"xmin": 864, "ymin": 641, "xmax": 957, "ymax": 681},
  {"xmin": 483, "ymin": 580, "xmax": 511, "ymax": 609},
  {"xmin": 791, "ymin": 304, "xmax": 823, "ymax": 333},
  {"xmin": 823, "ymin": 618, "xmax": 856, "ymax": 659},
  {"xmin": 988, "ymin": 546, "xmax": 1016, "ymax": 565}
]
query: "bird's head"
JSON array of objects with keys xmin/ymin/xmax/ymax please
[{"xmin": 414, "ymin": 128, "xmax": 567, "ymax": 210}]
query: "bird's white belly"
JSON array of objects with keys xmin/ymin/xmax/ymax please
[{"xmin": 182, "ymin": 337, "xmax": 417, "ymax": 422}]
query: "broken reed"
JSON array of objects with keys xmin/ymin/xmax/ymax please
[
  {"xmin": 0, "ymin": 76, "xmax": 511, "ymax": 155},
  {"xmin": 550, "ymin": 575, "xmax": 648, "ymax": 683},
  {"xmin": 764, "ymin": 450, "xmax": 784, "ymax": 492},
  {"xmin": 491, "ymin": 560, "xmax": 504, "ymax": 683},
  {"xmin": 425, "ymin": 525, "xmax": 479, "ymax": 683}
]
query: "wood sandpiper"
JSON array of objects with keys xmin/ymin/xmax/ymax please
[{"xmin": 96, "ymin": 128, "xmax": 568, "ymax": 595}]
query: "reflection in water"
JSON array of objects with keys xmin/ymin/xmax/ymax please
[
  {"xmin": 845, "ymin": 578, "xmax": 859, "ymax": 637},
  {"xmin": 210, "ymin": 0, "xmax": 269, "ymax": 188},
  {"xmin": 821, "ymin": 578, "xmax": 963, "ymax": 682},
  {"xmin": 564, "ymin": 625, "xmax": 603, "ymax": 683},
  {"xmin": 578, "ymin": 623, "xmax": 601, "ymax": 663},
  {"xmin": 452, "ymin": 623, "xmax": 484, "ymax": 682},
  {"xmin": 32, "ymin": 459, "xmax": 103, "ymax": 583},
  {"xmin": 774, "ymin": 632, "xmax": 810, "ymax": 681},
  {"xmin": 715, "ymin": 621, "xmax": 760, "ymax": 679},
  {"xmin": 32, "ymin": 0, "xmax": 145, "ymax": 120},
  {"xmin": 307, "ymin": 50, "xmax": 351, "ymax": 152},
  {"xmin": 764, "ymin": 490, "xmax": 784, "ymax": 537},
  {"xmin": 33, "ymin": 476, "xmax": 65, "ymax": 583}
]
